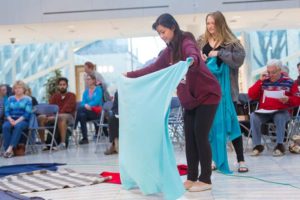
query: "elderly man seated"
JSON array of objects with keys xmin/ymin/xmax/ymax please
[{"xmin": 248, "ymin": 59, "xmax": 294, "ymax": 156}]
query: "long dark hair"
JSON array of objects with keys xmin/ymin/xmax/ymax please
[{"xmin": 152, "ymin": 13, "xmax": 196, "ymax": 63}]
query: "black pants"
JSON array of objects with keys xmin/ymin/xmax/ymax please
[
  {"xmin": 184, "ymin": 104, "xmax": 218, "ymax": 184},
  {"xmin": 233, "ymin": 102, "xmax": 245, "ymax": 162},
  {"xmin": 108, "ymin": 114, "xmax": 119, "ymax": 143},
  {"xmin": 75, "ymin": 107, "xmax": 99, "ymax": 139}
]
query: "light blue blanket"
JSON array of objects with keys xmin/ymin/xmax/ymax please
[
  {"xmin": 118, "ymin": 59, "xmax": 192, "ymax": 200},
  {"xmin": 206, "ymin": 57, "xmax": 241, "ymax": 174}
]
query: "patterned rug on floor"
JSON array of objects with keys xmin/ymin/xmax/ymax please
[{"xmin": 0, "ymin": 168, "xmax": 110, "ymax": 194}]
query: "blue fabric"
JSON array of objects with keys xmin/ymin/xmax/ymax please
[
  {"xmin": 0, "ymin": 163, "xmax": 65, "ymax": 178},
  {"xmin": 81, "ymin": 86, "xmax": 103, "ymax": 107},
  {"xmin": 0, "ymin": 189, "xmax": 45, "ymax": 200},
  {"xmin": 118, "ymin": 59, "xmax": 192, "ymax": 200},
  {"xmin": 206, "ymin": 57, "xmax": 241, "ymax": 174}
]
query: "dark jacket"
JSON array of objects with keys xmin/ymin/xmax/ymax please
[{"xmin": 127, "ymin": 35, "xmax": 221, "ymax": 110}]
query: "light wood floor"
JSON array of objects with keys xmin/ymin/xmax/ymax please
[{"xmin": 1, "ymin": 140, "xmax": 300, "ymax": 200}]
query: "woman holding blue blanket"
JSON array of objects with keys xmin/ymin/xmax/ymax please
[
  {"xmin": 197, "ymin": 11, "xmax": 248, "ymax": 173},
  {"xmin": 125, "ymin": 13, "xmax": 221, "ymax": 193}
]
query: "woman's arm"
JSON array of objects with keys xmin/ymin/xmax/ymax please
[
  {"xmin": 218, "ymin": 42, "xmax": 245, "ymax": 69},
  {"xmin": 181, "ymin": 38, "xmax": 201, "ymax": 69},
  {"xmin": 126, "ymin": 48, "xmax": 169, "ymax": 78}
]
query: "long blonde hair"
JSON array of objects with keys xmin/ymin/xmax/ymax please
[{"xmin": 202, "ymin": 11, "xmax": 240, "ymax": 47}]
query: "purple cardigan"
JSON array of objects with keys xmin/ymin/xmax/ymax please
[{"xmin": 127, "ymin": 36, "xmax": 221, "ymax": 110}]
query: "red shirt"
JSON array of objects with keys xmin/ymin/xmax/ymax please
[
  {"xmin": 127, "ymin": 35, "xmax": 221, "ymax": 110},
  {"xmin": 49, "ymin": 92, "xmax": 76, "ymax": 116},
  {"xmin": 289, "ymin": 80, "xmax": 300, "ymax": 107},
  {"xmin": 248, "ymin": 75, "xmax": 295, "ymax": 110}
]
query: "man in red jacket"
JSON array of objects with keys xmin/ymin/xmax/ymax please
[
  {"xmin": 248, "ymin": 59, "xmax": 294, "ymax": 157},
  {"xmin": 38, "ymin": 77, "xmax": 76, "ymax": 150}
]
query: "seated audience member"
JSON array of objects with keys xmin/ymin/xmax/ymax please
[
  {"xmin": 25, "ymin": 86, "xmax": 38, "ymax": 106},
  {"xmin": 38, "ymin": 77, "xmax": 76, "ymax": 150},
  {"xmin": 2, "ymin": 80, "xmax": 32, "ymax": 158},
  {"xmin": 84, "ymin": 61, "xmax": 110, "ymax": 102},
  {"xmin": 248, "ymin": 59, "xmax": 294, "ymax": 156},
  {"xmin": 84, "ymin": 61, "xmax": 110, "ymax": 137},
  {"xmin": 75, "ymin": 74, "xmax": 103, "ymax": 144},
  {"xmin": 288, "ymin": 63, "xmax": 300, "ymax": 153},
  {"xmin": 4, "ymin": 84, "xmax": 13, "ymax": 96},
  {"xmin": 104, "ymin": 91, "xmax": 119, "ymax": 155},
  {"xmin": 0, "ymin": 84, "xmax": 8, "ymax": 130},
  {"xmin": 289, "ymin": 62, "xmax": 300, "ymax": 107}
]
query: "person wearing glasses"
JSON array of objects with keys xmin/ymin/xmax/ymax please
[
  {"xmin": 248, "ymin": 59, "xmax": 294, "ymax": 156},
  {"xmin": 75, "ymin": 74, "xmax": 103, "ymax": 144}
]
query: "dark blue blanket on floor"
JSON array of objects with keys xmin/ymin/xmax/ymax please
[
  {"xmin": 0, "ymin": 163, "xmax": 65, "ymax": 178},
  {"xmin": 0, "ymin": 189, "xmax": 44, "ymax": 200}
]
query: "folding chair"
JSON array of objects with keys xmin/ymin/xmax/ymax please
[
  {"xmin": 0, "ymin": 133, "xmax": 3, "ymax": 154},
  {"xmin": 66, "ymin": 102, "xmax": 81, "ymax": 148},
  {"xmin": 95, "ymin": 101, "xmax": 113, "ymax": 152},
  {"xmin": 237, "ymin": 94, "xmax": 259, "ymax": 152},
  {"xmin": 33, "ymin": 104, "xmax": 59, "ymax": 153},
  {"xmin": 168, "ymin": 97, "xmax": 184, "ymax": 150},
  {"xmin": 246, "ymin": 103, "xmax": 295, "ymax": 152},
  {"xmin": 22, "ymin": 113, "xmax": 39, "ymax": 154},
  {"xmin": 286, "ymin": 106, "xmax": 300, "ymax": 146}
]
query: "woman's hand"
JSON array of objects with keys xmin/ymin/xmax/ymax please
[
  {"xmin": 122, "ymin": 72, "xmax": 127, "ymax": 77},
  {"xmin": 14, "ymin": 117, "xmax": 24, "ymax": 125},
  {"xmin": 200, "ymin": 52, "xmax": 207, "ymax": 62},
  {"xmin": 208, "ymin": 50, "xmax": 219, "ymax": 57},
  {"xmin": 8, "ymin": 118, "xmax": 15, "ymax": 126},
  {"xmin": 84, "ymin": 104, "xmax": 91, "ymax": 110}
]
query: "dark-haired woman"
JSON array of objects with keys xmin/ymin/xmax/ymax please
[{"xmin": 125, "ymin": 13, "xmax": 221, "ymax": 192}]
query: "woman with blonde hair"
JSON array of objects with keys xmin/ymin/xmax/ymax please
[
  {"xmin": 2, "ymin": 80, "xmax": 32, "ymax": 158},
  {"xmin": 197, "ymin": 11, "xmax": 248, "ymax": 173}
]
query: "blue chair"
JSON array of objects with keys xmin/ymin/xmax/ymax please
[
  {"xmin": 95, "ymin": 101, "xmax": 113, "ymax": 152},
  {"xmin": 168, "ymin": 97, "xmax": 184, "ymax": 149},
  {"xmin": 32, "ymin": 104, "xmax": 59, "ymax": 153}
]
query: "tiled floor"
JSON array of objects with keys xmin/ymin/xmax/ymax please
[{"xmin": 1, "ymin": 141, "xmax": 300, "ymax": 200}]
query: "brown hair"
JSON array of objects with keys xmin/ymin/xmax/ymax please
[
  {"xmin": 85, "ymin": 61, "xmax": 96, "ymax": 70},
  {"xmin": 202, "ymin": 11, "xmax": 240, "ymax": 47},
  {"xmin": 13, "ymin": 80, "xmax": 27, "ymax": 94}
]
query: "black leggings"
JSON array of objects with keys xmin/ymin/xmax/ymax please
[
  {"xmin": 232, "ymin": 102, "xmax": 245, "ymax": 162},
  {"xmin": 184, "ymin": 104, "xmax": 218, "ymax": 184}
]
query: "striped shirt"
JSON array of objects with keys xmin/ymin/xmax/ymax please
[{"xmin": 5, "ymin": 95, "xmax": 32, "ymax": 121}]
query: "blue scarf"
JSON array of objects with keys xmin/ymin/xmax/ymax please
[
  {"xmin": 206, "ymin": 57, "xmax": 241, "ymax": 174},
  {"xmin": 118, "ymin": 59, "xmax": 191, "ymax": 200}
]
